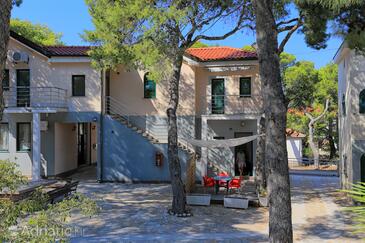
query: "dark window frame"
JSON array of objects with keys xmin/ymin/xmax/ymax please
[
  {"xmin": 72, "ymin": 75, "xmax": 86, "ymax": 97},
  {"xmin": 16, "ymin": 122, "xmax": 31, "ymax": 152},
  {"xmin": 239, "ymin": 77, "xmax": 252, "ymax": 98},
  {"xmin": 0, "ymin": 123, "xmax": 9, "ymax": 152},
  {"xmin": 143, "ymin": 73, "xmax": 156, "ymax": 99},
  {"xmin": 360, "ymin": 89, "xmax": 365, "ymax": 114},
  {"xmin": 3, "ymin": 69, "xmax": 9, "ymax": 91}
]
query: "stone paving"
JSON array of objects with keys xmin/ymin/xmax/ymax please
[{"xmin": 69, "ymin": 175, "xmax": 363, "ymax": 242}]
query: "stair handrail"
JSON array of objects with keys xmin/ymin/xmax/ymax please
[{"xmin": 105, "ymin": 96, "xmax": 196, "ymax": 154}]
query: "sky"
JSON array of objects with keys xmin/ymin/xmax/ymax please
[{"xmin": 11, "ymin": 0, "xmax": 343, "ymax": 69}]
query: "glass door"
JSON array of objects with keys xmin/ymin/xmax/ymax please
[
  {"xmin": 211, "ymin": 78, "xmax": 225, "ymax": 114},
  {"xmin": 16, "ymin": 69, "xmax": 30, "ymax": 107}
]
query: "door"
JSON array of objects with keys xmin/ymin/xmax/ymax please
[
  {"xmin": 77, "ymin": 123, "xmax": 89, "ymax": 166},
  {"xmin": 234, "ymin": 132, "xmax": 253, "ymax": 176},
  {"xmin": 361, "ymin": 154, "xmax": 365, "ymax": 183},
  {"xmin": 211, "ymin": 79, "xmax": 225, "ymax": 114},
  {"xmin": 16, "ymin": 69, "xmax": 30, "ymax": 107}
]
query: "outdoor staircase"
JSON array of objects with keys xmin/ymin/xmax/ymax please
[{"xmin": 105, "ymin": 96, "xmax": 198, "ymax": 156}]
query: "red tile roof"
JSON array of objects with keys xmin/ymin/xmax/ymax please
[
  {"xmin": 11, "ymin": 30, "xmax": 256, "ymax": 60},
  {"xmin": 44, "ymin": 46, "xmax": 90, "ymax": 56},
  {"xmin": 286, "ymin": 128, "xmax": 306, "ymax": 138},
  {"xmin": 186, "ymin": 46, "xmax": 257, "ymax": 62}
]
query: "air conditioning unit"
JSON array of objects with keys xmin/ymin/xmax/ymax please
[{"xmin": 12, "ymin": 52, "xmax": 29, "ymax": 63}]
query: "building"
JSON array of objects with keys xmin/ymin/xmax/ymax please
[
  {"xmin": 286, "ymin": 128, "xmax": 305, "ymax": 165},
  {"xmin": 2, "ymin": 31, "xmax": 263, "ymax": 182},
  {"xmin": 334, "ymin": 42, "xmax": 365, "ymax": 187}
]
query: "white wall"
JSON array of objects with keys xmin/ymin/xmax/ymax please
[
  {"xmin": 286, "ymin": 138, "xmax": 302, "ymax": 163},
  {"xmin": 54, "ymin": 123, "xmax": 78, "ymax": 175},
  {"xmin": 5, "ymin": 38, "xmax": 101, "ymax": 112}
]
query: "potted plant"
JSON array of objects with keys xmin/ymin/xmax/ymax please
[
  {"xmin": 186, "ymin": 193, "xmax": 211, "ymax": 206},
  {"xmin": 224, "ymin": 195, "xmax": 249, "ymax": 209},
  {"xmin": 258, "ymin": 188, "xmax": 268, "ymax": 207}
]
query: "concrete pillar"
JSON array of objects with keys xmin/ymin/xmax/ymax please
[
  {"xmin": 200, "ymin": 117, "xmax": 208, "ymax": 179},
  {"xmin": 32, "ymin": 112, "xmax": 41, "ymax": 181}
]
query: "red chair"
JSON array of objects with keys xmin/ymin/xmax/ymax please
[
  {"xmin": 203, "ymin": 176, "xmax": 215, "ymax": 187},
  {"xmin": 203, "ymin": 176, "xmax": 215, "ymax": 193},
  {"xmin": 218, "ymin": 172, "xmax": 229, "ymax": 187},
  {"xmin": 229, "ymin": 178, "xmax": 242, "ymax": 192}
]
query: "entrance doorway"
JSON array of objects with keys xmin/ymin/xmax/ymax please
[
  {"xmin": 77, "ymin": 123, "xmax": 97, "ymax": 167},
  {"xmin": 77, "ymin": 123, "xmax": 88, "ymax": 166},
  {"xmin": 211, "ymin": 78, "xmax": 225, "ymax": 114},
  {"xmin": 361, "ymin": 154, "xmax": 365, "ymax": 183},
  {"xmin": 234, "ymin": 132, "xmax": 253, "ymax": 176}
]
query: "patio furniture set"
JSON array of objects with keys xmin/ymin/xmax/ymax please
[
  {"xmin": 203, "ymin": 172, "xmax": 242, "ymax": 194},
  {"xmin": 186, "ymin": 172, "xmax": 251, "ymax": 209}
]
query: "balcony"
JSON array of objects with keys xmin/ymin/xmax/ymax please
[
  {"xmin": 202, "ymin": 95, "xmax": 263, "ymax": 115},
  {"xmin": 4, "ymin": 86, "xmax": 68, "ymax": 111}
]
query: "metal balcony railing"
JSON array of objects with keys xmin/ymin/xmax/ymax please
[
  {"xmin": 202, "ymin": 94, "xmax": 264, "ymax": 115},
  {"xmin": 3, "ymin": 86, "xmax": 68, "ymax": 109}
]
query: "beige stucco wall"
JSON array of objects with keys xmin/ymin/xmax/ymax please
[
  {"xmin": 5, "ymin": 38, "xmax": 101, "ymax": 112},
  {"xmin": 54, "ymin": 123, "xmax": 78, "ymax": 175},
  {"xmin": 195, "ymin": 63, "xmax": 262, "ymax": 116},
  {"xmin": 109, "ymin": 62, "xmax": 195, "ymax": 116}
]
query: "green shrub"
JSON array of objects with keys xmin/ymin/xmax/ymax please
[
  {"xmin": 344, "ymin": 182, "xmax": 365, "ymax": 236},
  {"xmin": 0, "ymin": 160, "xmax": 99, "ymax": 242}
]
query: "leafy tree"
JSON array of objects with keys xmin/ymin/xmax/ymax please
[
  {"xmin": 10, "ymin": 18, "xmax": 64, "ymax": 46},
  {"xmin": 0, "ymin": 160, "xmax": 98, "ymax": 242},
  {"xmin": 316, "ymin": 63, "xmax": 338, "ymax": 158},
  {"xmin": 242, "ymin": 45, "xmax": 256, "ymax": 52},
  {"xmin": 191, "ymin": 41, "xmax": 209, "ymax": 48},
  {"xmin": 84, "ymin": 0, "xmax": 253, "ymax": 215},
  {"xmin": 253, "ymin": 0, "xmax": 364, "ymax": 241}
]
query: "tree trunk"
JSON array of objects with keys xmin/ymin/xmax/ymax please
[
  {"xmin": 307, "ymin": 121, "xmax": 319, "ymax": 168},
  {"xmin": 0, "ymin": 0, "xmax": 12, "ymax": 120},
  {"xmin": 255, "ymin": 116, "xmax": 267, "ymax": 193},
  {"xmin": 167, "ymin": 53, "xmax": 186, "ymax": 215},
  {"xmin": 253, "ymin": 1, "xmax": 293, "ymax": 242},
  {"xmin": 305, "ymin": 99, "xmax": 329, "ymax": 169},
  {"xmin": 328, "ymin": 117, "xmax": 337, "ymax": 159}
]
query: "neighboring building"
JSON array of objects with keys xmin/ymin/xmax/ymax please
[
  {"xmin": 286, "ymin": 128, "xmax": 305, "ymax": 165},
  {"xmin": 2, "ymin": 31, "xmax": 263, "ymax": 182},
  {"xmin": 334, "ymin": 42, "xmax": 365, "ymax": 188}
]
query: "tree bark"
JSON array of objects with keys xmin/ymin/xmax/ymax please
[
  {"xmin": 167, "ymin": 53, "xmax": 187, "ymax": 215},
  {"xmin": 328, "ymin": 117, "xmax": 337, "ymax": 159},
  {"xmin": 255, "ymin": 116, "xmax": 267, "ymax": 193},
  {"xmin": 0, "ymin": 0, "xmax": 12, "ymax": 120},
  {"xmin": 253, "ymin": 0, "xmax": 293, "ymax": 242},
  {"xmin": 305, "ymin": 99, "xmax": 329, "ymax": 169}
]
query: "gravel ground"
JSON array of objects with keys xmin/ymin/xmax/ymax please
[{"xmin": 69, "ymin": 175, "xmax": 362, "ymax": 243}]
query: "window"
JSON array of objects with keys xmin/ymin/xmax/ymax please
[
  {"xmin": 72, "ymin": 75, "xmax": 85, "ymax": 96},
  {"xmin": 360, "ymin": 89, "xmax": 365, "ymax": 113},
  {"xmin": 144, "ymin": 73, "xmax": 156, "ymax": 98},
  {"xmin": 342, "ymin": 93, "xmax": 346, "ymax": 116},
  {"xmin": 17, "ymin": 123, "xmax": 31, "ymax": 151},
  {"xmin": 3, "ymin": 69, "xmax": 9, "ymax": 91},
  {"xmin": 240, "ymin": 77, "xmax": 251, "ymax": 97},
  {"xmin": 0, "ymin": 124, "xmax": 9, "ymax": 151}
]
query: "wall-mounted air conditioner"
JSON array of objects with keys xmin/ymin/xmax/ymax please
[{"xmin": 12, "ymin": 52, "xmax": 29, "ymax": 64}]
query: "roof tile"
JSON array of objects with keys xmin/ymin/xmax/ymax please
[{"xmin": 186, "ymin": 46, "xmax": 257, "ymax": 62}]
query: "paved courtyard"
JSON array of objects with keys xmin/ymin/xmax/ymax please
[{"xmin": 70, "ymin": 175, "xmax": 362, "ymax": 242}]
